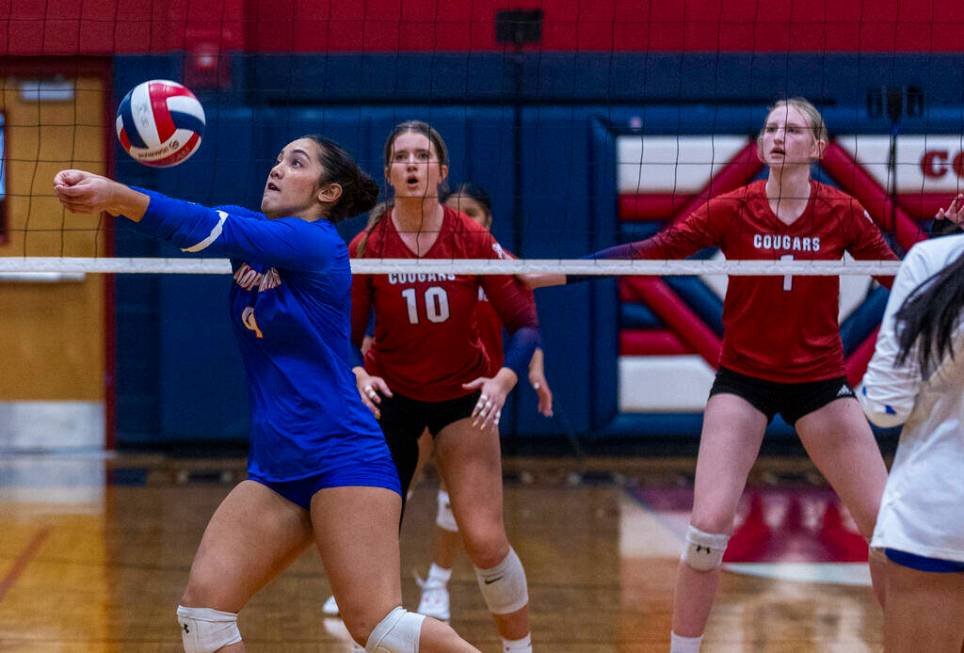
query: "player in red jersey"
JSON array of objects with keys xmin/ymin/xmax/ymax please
[
  {"xmin": 410, "ymin": 183, "xmax": 554, "ymax": 623},
  {"xmin": 529, "ymin": 98, "xmax": 895, "ymax": 652},
  {"xmin": 350, "ymin": 122, "xmax": 539, "ymax": 653},
  {"xmin": 449, "ymin": 183, "xmax": 553, "ymax": 413}
]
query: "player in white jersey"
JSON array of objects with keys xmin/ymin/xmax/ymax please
[{"xmin": 858, "ymin": 201, "xmax": 964, "ymax": 652}]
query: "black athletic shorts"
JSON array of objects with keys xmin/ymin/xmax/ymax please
[
  {"xmin": 708, "ymin": 366, "xmax": 856, "ymax": 425},
  {"xmin": 377, "ymin": 390, "xmax": 480, "ymax": 500}
]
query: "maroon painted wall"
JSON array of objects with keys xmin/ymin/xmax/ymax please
[{"xmin": 4, "ymin": 0, "xmax": 963, "ymax": 55}]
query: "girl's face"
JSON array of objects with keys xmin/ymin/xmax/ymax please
[
  {"xmin": 386, "ymin": 131, "xmax": 448, "ymax": 201},
  {"xmin": 758, "ymin": 104, "xmax": 825, "ymax": 169},
  {"xmin": 261, "ymin": 138, "xmax": 339, "ymax": 220},
  {"xmin": 445, "ymin": 192, "xmax": 492, "ymax": 229}
]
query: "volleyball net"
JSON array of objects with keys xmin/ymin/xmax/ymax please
[
  {"xmin": 3, "ymin": 2, "xmax": 964, "ymax": 277},
  {"xmin": 0, "ymin": 257, "xmax": 904, "ymax": 277}
]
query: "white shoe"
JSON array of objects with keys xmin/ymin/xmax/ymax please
[
  {"xmin": 323, "ymin": 594, "xmax": 339, "ymax": 616},
  {"xmin": 416, "ymin": 576, "xmax": 450, "ymax": 621}
]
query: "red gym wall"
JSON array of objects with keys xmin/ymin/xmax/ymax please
[{"xmin": 5, "ymin": 0, "xmax": 964, "ymax": 56}]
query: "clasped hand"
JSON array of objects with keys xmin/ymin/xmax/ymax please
[{"xmin": 53, "ymin": 169, "xmax": 120, "ymax": 215}]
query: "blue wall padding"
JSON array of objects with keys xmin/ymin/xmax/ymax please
[
  {"xmin": 841, "ymin": 286, "xmax": 891, "ymax": 355},
  {"xmin": 243, "ymin": 53, "xmax": 964, "ymax": 111},
  {"xmin": 663, "ymin": 278, "xmax": 725, "ymax": 337},
  {"xmin": 621, "ymin": 304, "xmax": 663, "ymax": 329},
  {"xmin": 620, "ymin": 222, "xmax": 664, "ymax": 241},
  {"xmin": 159, "ymin": 276, "xmax": 249, "ymax": 438},
  {"xmin": 587, "ymin": 118, "xmax": 621, "ymax": 429}
]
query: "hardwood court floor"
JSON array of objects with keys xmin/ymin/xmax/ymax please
[{"xmin": 0, "ymin": 454, "xmax": 883, "ymax": 652}]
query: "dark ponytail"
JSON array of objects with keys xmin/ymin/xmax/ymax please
[
  {"xmin": 304, "ymin": 135, "xmax": 379, "ymax": 223},
  {"xmin": 895, "ymin": 248, "xmax": 964, "ymax": 376},
  {"xmin": 356, "ymin": 120, "xmax": 450, "ymax": 256}
]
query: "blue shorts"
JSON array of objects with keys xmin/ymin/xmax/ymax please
[
  {"xmin": 248, "ymin": 456, "xmax": 401, "ymax": 511},
  {"xmin": 885, "ymin": 548, "xmax": 964, "ymax": 573}
]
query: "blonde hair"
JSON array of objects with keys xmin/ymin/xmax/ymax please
[{"xmin": 762, "ymin": 97, "xmax": 828, "ymax": 144}]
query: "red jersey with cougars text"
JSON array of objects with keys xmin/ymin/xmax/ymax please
[
  {"xmin": 624, "ymin": 180, "xmax": 897, "ymax": 382},
  {"xmin": 350, "ymin": 206, "xmax": 537, "ymax": 401}
]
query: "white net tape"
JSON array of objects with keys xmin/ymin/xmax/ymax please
[{"xmin": 0, "ymin": 257, "xmax": 902, "ymax": 276}]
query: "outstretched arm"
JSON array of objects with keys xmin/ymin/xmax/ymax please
[
  {"xmin": 54, "ymin": 169, "xmax": 339, "ymax": 271},
  {"xmin": 521, "ymin": 273, "xmax": 567, "ymax": 289},
  {"xmin": 522, "ymin": 204, "xmax": 726, "ymax": 289},
  {"xmin": 54, "ymin": 170, "xmax": 149, "ymax": 220}
]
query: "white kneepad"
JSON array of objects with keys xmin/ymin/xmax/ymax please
[
  {"xmin": 366, "ymin": 607, "xmax": 425, "ymax": 653},
  {"xmin": 176, "ymin": 605, "xmax": 242, "ymax": 653},
  {"xmin": 435, "ymin": 489, "xmax": 458, "ymax": 533},
  {"xmin": 474, "ymin": 547, "xmax": 529, "ymax": 615},
  {"xmin": 681, "ymin": 525, "xmax": 729, "ymax": 571}
]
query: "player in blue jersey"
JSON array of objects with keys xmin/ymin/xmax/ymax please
[{"xmin": 52, "ymin": 135, "xmax": 479, "ymax": 653}]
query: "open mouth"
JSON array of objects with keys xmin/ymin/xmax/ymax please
[{"xmin": 267, "ymin": 182, "xmax": 280, "ymax": 192}]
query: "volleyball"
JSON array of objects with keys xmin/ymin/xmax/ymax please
[{"xmin": 115, "ymin": 80, "xmax": 205, "ymax": 167}]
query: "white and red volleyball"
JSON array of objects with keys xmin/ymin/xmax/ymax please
[{"xmin": 116, "ymin": 80, "xmax": 205, "ymax": 167}]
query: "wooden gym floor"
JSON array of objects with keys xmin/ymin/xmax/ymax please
[{"xmin": 0, "ymin": 453, "xmax": 882, "ymax": 652}]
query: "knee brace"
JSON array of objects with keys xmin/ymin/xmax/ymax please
[
  {"xmin": 176, "ymin": 605, "xmax": 242, "ymax": 653},
  {"xmin": 681, "ymin": 525, "xmax": 729, "ymax": 571},
  {"xmin": 365, "ymin": 607, "xmax": 425, "ymax": 653},
  {"xmin": 435, "ymin": 489, "xmax": 458, "ymax": 533},
  {"xmin": 474, "ymin": 547, "xmax": 529, "ymax": 615}
]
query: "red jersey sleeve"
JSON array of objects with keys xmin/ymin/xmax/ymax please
[
  {"xmin": 474, "ymin": 297, "xmax": 505, "ymax": 376},
  {"xmin": 844, "ymin": 201, "xmax": 899, "ymax": 289},
  {"xmin": 474, "ymin": 233, "xmax": 538, "ymax": 332},
  {"xmin": 599, "ymin": 193, "xmax": 737, "ymax": 261}
]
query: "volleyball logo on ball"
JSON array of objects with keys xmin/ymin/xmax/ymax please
[{"xmin": 116, "ymin": 80, "xmax": 205, "ymax": 167}]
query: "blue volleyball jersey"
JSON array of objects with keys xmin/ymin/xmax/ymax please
[{"xmin": 134, "ymin": 190, "xmax": 392, "ymax": 482}]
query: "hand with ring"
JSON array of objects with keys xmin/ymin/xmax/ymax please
[
  {"xmin": 352, "ymin": 367, "xmax": 393, "ymax": 419},
  {"xmin": 463, "ymin": 368, "xmax": 519, "ymax": 431}
]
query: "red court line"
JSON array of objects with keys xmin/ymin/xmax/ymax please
[{"xmin": 0, "ymin": 528, "xmax": 51, "ymax": 603}]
